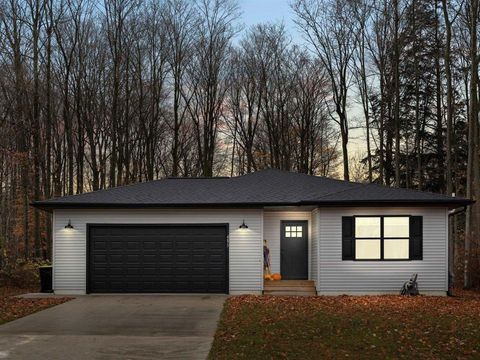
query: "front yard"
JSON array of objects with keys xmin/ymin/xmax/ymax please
[
  {"xmin": 209, "ymin": 291, "xmax": 480, "ymax": 359},
  {"xmin": 0, "ymin": 287, "xmax": 72, "ymax": 325}
]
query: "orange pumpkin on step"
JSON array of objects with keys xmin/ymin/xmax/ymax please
[{"xmin": 272, "ymin": 273, "xmax": 282, "ymax": 281}]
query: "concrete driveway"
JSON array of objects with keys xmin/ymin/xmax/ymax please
[{"xmin": 0, "ymin": 295, "xmax": 226, "ymax": 360}]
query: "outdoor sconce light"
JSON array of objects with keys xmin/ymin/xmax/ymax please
[
  {"xmin": 65, "ymin": 219, "xmax": 74, "ymax": 229},
  {"xmin": 239, "ymin": 220, "xmax": 248, "ymax": 229}
]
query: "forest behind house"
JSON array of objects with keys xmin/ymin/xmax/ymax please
[{"xmin": 0, "ymin": 0, "xmax": 479, "ymax": 289}]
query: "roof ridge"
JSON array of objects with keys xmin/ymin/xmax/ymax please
[{"xmin": 235, "ymin": 168, "xmax": 360, "ymax": 183}]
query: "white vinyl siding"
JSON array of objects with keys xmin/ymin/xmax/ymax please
[
  {"xmin": 310, "ymin": 208, "xmax": 319, "ymax": 284},
  {"xmin": 263, "ymin": 211, "xmax": 311, "ymax": 277},
  {"xmin": 53, "ymin": 206, "xmax": 449, "ymax": 296},
  {"xmin": 53, "ymin": 209, "xmax": 263, "ymax": 295},
  {"xmin": 316, "ymin": 207, "xmax": 448, "ymax": 295}
]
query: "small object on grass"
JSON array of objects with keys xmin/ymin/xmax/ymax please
[{"xmin": 400, "ymin": 273, "xmax": 419, "ymax": 296}]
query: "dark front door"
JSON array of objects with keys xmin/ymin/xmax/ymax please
[
  {"xmin": 88, "ymin": 224, "xmax": 228, "ymax": 294},
  {"xmin": 280, "ymin": 221, "xmax": 308, "ymax": 280}
]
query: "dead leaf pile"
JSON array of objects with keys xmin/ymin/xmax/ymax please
[
  {"xmin": 209, "ymin": 291, "xmax": 480, "ymax": 360},
  {"xmin": 0, "ymin": 287, "xmax": 72, "ymax": 325}
]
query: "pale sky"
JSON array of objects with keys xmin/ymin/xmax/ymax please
[
  {"xmin": 238, "ymin": 0, "xmax": 296, "ymax": 28},
  {"xmin": 237, "ymin": 0, "xmax": 303, "ymax": 42}
]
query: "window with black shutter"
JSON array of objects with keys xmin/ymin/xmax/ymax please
[{"xmin": 342, "ymin": 215, "xmax": 423, "ymax": 261}]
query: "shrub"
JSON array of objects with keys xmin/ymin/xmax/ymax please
[{"xmin": 0, "ymin": 258, "xmax": 51, "ymax": 289}]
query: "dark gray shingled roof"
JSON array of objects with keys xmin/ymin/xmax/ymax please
[{"xmin": 31, "ymin": 169, "xmax": 473, "ymax": 209}]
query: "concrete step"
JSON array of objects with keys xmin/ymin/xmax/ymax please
[
  {"xmin": 263, "ymin": 280, "xmax": 317, "ymax": 296},
  {"xmin": 264, "ymin": 286, "xmax": 316, "ymax": 291},
  {"xmin": 264, "ymin": 280, "xmax": 314, "ymax": 287},
  {"xmin": 263, "ymin": 290, "xmax": 317, "ymax": 296}
]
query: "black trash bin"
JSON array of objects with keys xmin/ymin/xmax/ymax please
[{"xmin": 39, "ymin": 266, "xmax": 53, "ymax": 293}]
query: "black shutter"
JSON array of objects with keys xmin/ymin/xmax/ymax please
[
  {"xmin": 409, "ymin": 216, "xmax": 423, "ymax": 260},
  {"xmin": 342, "ymin": 217, "xmax": 354, "ymax": 260}
]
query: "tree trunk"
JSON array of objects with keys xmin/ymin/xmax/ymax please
[
  {"xmin": 464, "ymin": 0, "xmax": 479, "ymax": 289},
  {"xmin": 393, "ymin": 0, "xmax": 401, "ymax": 187}
]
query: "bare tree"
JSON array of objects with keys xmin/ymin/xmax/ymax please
[
  {"xmin": 162, "ymin": 0, "xmax": 198, "ymax": 176},
  {"xmin": 293, "ymin": 0, "xmax": 357, "ymax": 181},
  {"xmin": 1, "ymin": 0, "xmax": 30, "ymax": 258},
  {"xmin": 225, "ymin": 45, "xmax": 262, "ymax": 174},
  {"xmin": 352, "ymin": 0, "xmax": 373, "ymax": 182},
  {"xmin": 184, "ymin": 0, "xmax": 240, "ymax": 176},
  {"xmin": 104, "ymin": 0, "xmax": 137, "ymax": 187},
  {"xmin": 464, "ymin": 0, "xmax": 480, "ymax": 288}
]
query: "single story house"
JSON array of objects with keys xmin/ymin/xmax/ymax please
[{"xmin": 32, "ymin": 169, "xmax": 472, "ymax": 296}]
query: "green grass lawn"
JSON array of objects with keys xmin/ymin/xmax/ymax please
[{"xmin": 209, "ymin": 291, "xmax": 480, "ymax": 359}]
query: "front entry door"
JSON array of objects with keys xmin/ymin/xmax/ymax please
[{"xmin": 280, "ymin": 220, "xmax": 308, "ymax": 280}]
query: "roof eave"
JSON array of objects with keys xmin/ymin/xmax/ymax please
[
  {"xmin": 309, "ymin": 199, "xmax": 474, "ymax": 209},
  {"xmin": 31, "ymin": 198, "xmax": 474, "ymax": 211}
]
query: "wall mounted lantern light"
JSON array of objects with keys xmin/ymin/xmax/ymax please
[
  {"xmin": 65, "ymin": 219, "xmax": 74, "ymax": 229},
  {"xmin": 239, "ymin": 220, "xmax": 248, "ymax": 229}
]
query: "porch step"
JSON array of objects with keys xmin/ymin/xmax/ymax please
[
  {"xmin": 263, "ymin": 280, "xmax": 316, "ymax": 296},
  {"xmin": 264, "ymin": 280, "xmax": 314, "ymax": 287},
  {"xmin": 263, "ymin": 290, "xmax": 317, "ymax": 296}
]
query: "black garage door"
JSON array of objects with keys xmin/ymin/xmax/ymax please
[{"xmin": 88, "ymin": 224, "xmax": 228, "ymax": 293}]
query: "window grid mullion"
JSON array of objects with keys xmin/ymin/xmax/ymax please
[{"xmin": 380, "ymin": 217, "xmax": 384, "ymax": 260}]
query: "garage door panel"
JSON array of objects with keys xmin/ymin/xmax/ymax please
[
  {"xmin": 110, "ymin": 254, "xmax": 124, "ymax": 263},
  {"xmin": 193, "ymin": 242, "xmax": 208, "ymax": 249},
  {"xmin": 175, "ymin": 255, "xmax": 190, "ymax": 262},
  {"xmin": 92, "ymin": 228, "xmax": 110, "ymax": 236},
  {"xmin": 109, "ymin": 241, "xmax": 123, "ymax": 250},
  {"xmin": 126, "ymin": 241, "xmax": 141, "ymax": 249},
  {"xmin": 94, "ymin": 241, "xmax": 106, "ymax": 250},
  {"xmin": 126, "ymin": 267, "xmax": 142, "ymax": 275},
  {"xmin": 191, "ymin": 269, "xmax": 207, "ymax": 275},
  {"xmin": 193, "ymin": 255, "xmax": 208, "ymax": 262},
  {"xmin": 93, "ymin": 281, "xmax": 107, "ymax": 289},
  {"xmin": 143, "ymin": 241, "xmax": 156, "ymax": 249},
  {"xmin": 175, "ymin": 267, "xmax": 192, "ymax": 273},
  {"xmin": 191, "ymin": 282, "xmax": 207, "ymax": 290},
  {"xmin": 108, "ymin": 267, "xmax": 123, "ymax": 275},
  {"xmin": 92, "ymin": 253, "xmax": 106, "ymax": 262},
  {"xmin": 159, "ymin": 242, "xmax": 173, "ymax": 249},
  {"xmin": 156, "ymin": 274, "xmax": 174, "ymax": 280},
  {"xmin": 89, "ymin": 224, "xmax": 228, "ymax": 294},
  {"xmin": 143, "ymin": 255, "xmax": 157, "ymax": 263}
]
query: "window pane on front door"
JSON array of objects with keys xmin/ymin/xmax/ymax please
[{"xmin": 285, "ymin": 225, "xmax": 303, "ymax": 238}]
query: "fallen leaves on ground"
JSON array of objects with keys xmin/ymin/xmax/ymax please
[
  {"xmin": 0, "ymin": 287, "xmax": 72, "ymax": 325},
  {"xmin": 209, "ymin": 290, "xmax": 480, "ymax": 360}
]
